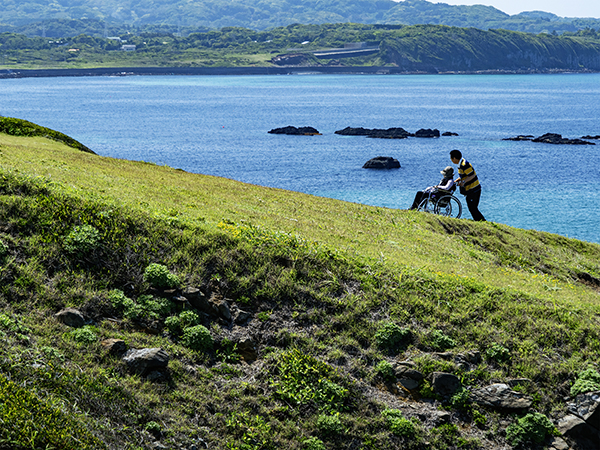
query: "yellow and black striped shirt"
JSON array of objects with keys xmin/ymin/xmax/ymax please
[{"xmin": 458, "ymin": 158, "xmax": 481, "ymax": 192}]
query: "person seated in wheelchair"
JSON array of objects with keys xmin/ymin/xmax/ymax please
[{"xmin": 409, "ymin": 166, "xmax": 455, "ymax": 210}]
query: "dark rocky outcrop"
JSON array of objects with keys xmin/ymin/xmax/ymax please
[
  {"xmin": 503, "ymin": 135, "xmax": 534, "ymax": 141},
  {"xmin": 532, "ymin": 133, "xmax": 595, "ymax": 145},
  {"xmin": 582, "ymin": 135, "xmax": 600, "ymax": 140},
  {"xmin": 122, "ymin": 348, "xmax": 170, "ymax": 375},
  {"xmin": 362, "ymin": 156, "xmax": 401, "ymax": 169},
  {"xmin": 335, "ymin": 126, "xmax": 410, "ymax": 139},
  {"xmin": 431, "ymin": 372, "xmax": 462, "ymax": 397},
  {"xmin": 55, "ymin": 308, "xmax": 86, "ymax": 328},
  {"xmin": 442, "ymin": 131, "xmax": 459, "ymax": 136},
  {"xmin": 270, "ymin": 53, "xmax": 310, "ymax": 66},
  {"xmin": 101, "ymin": 338, "xmax": 128, "ymax": 356},
  {"xmin": 415, "ymin": 128, "xmax": 440, "ymax": 138},
  {"xmin": 268, "ymin": 126, "xmax": 321, "ymax": 135},
  {"xmin": 470, "ymin": 383, "xmax": 533, "ymax": 411}
]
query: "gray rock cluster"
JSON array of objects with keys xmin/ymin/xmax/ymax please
[
  {"xmin": 504, "ymin": 133, "xmax": 596, "ymax": 145},
  {"xmin": 362, "ymin": 156, "xmax": 401, "ymax": 169}
]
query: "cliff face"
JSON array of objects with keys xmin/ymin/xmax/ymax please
[{"xmin": 379, "ymin": 27, "xmax": 600, "ymax": 72}]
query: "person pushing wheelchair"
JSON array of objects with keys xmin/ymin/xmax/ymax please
[{"xmin": 409, "ymin": 166, "xmax": 456, "ymax": 210}]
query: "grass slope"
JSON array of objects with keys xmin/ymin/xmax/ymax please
[{"xmin": 1, "ymin": 127, "xmax": 600, "ymax": 449}]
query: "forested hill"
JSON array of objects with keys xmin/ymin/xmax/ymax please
[
  {"xmin": 2, "ymin": 23, "xmax": 600, "ymax": 73},
  {"xmin": 2, "ymin": 0, "xmax": 600, "ymax": 37}
]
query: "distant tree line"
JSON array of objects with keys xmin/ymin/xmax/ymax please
[
  {"xmin": 1, "ymin": 0, "xmax": 600, "ymax": 37},
  {"xmin": 1, "ymin": 23, "xmax": 600, "ymax": 72}
]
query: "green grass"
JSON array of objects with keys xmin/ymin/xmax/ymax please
[{"xmin": 1, "ymin": 123, "xmax": 600, "ymax": 449}]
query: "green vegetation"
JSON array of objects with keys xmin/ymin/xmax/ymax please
[
  {"xmin": 1, "ymin": 117, "xmax": 600, "ymax": 448},
  {"xmin": 2, "ymin": 23, "xmax": 600, "ymax": 72},
  {"xmin": 570, "ymin": 367, "xmax": 600, "ymax": 396},
  {"xmin": 2, "ymin": 0, "xmax": 600, "ymax": 35}
]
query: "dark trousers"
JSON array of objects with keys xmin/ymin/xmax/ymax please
[
  {"xmin": 465, "ymin": 188, "xmax": 485, "ymax": 221},
  {"xmin": 410, "ymin": 191, "xmax": 426, "ymax": 210}
]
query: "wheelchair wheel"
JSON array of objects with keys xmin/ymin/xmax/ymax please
[
  {"xmin": 435, "ymin": 195, "xmax": 462, "ymax": 219},
  {"xmin": 417, "ymin": 198, "xmax": 436, "ymax": 214}
]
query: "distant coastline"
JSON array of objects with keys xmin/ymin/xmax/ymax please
[{"xmin": 1, "ymin": 66, "xmax": 597, "ymax": 79}]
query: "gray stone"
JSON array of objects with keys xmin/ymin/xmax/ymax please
[
  {"xmin": 234, "ymin": 309, "xmax": 252, "ymax": 324},
  {"xmin": 549, "ymin": 436, "xmax": 570, "ymax": 450},
  {"xmin": 55, "ymin": 308, "xmax": 86, "ymax": 328},
  {"xmin": 470, "ymin": 383, "xmax": 532, "ymax": 410},
  {"xmin": 431, "ymin": 372, "xmax": 461, "ymax": 397},
  {"xmin": 395, "ymin": 366, "xmax": 424, "ymax": 390},
  {"xmin": 558, "ymin": 414, "xmax": 600, "ymax": 449},
  {"xmin": 101, "ymin": 338, "xmax": 128, "ymax": 355},
  {"xmin": 237, "ymin": 337, "xmax": 258, "ymax": 361},
  {"xmin": 571, "ymin": 391, "xmax": 600, "ymax": 429},
  {"xmin": 122, "ymin": 348, "xmax": 169, "ymax": 375},
  {"xmin": 217, "ymin": 300, "xmax": 232, "ymax": 321}
]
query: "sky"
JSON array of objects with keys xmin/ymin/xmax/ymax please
[{"xmin": 429, "ymin": 1, "xmax": 600, "ymax": 18}]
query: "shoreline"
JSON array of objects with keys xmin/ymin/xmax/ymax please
[{"xmin": 1, "ymin": 66, "xmax": 597, "ymax": 78}]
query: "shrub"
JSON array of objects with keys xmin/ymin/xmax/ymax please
[
  {"xmin": 108, "ymin": 289, "xmax": 134, "ymax": 312},
  {"xmin": 0, "ymin": 240, "xmax": 8, "ymax": 260},
  {"xmin": 303, "ymin": 436, "xmax": 326, "ymax": 450},
  {"xmin": 382, "ymin": 409, "xmax": 418, "ymax": 438},
  {"xmin": 375, "ymin": 360, "xmax": 395, "ymax": 381},
  {"xmin": 165, "ymin": 310, "xmax": 200, "ymax": 335},
  {"xmin": 180, "ymin": 324, "xmax": 212, "ymax": 351},
  {"xmin": 316, "ymin": 413, "xmax": 343, "ymax": 435},
  {"xmin": 505, "ymin": 413, "xmax": 557, "ymax": 447},
  {"xmin": 570, "ymin": 367, "xmax": 600, "ymax": 397},
  {"xmin": 374, "ymin": 322, "xmax": 411, "ymax": 352},
  {"xmin": 143, "ymin": 263, "xmax": 180, "ymax": 288},
  {"xmin": 449, "ymin": 387, "xmax": 471, "ymax": 410},
  {"xmin": 426, "ymin": 329, "xmax": 456, "ymax": 351},
  {"xmin": 485, "ymin": 343, "xmax": 511, "ymax": 363},
  {"xmin": 63, "ymin": 225, "xmax": 101, "ymax": 257},
  {"xmin": 68, "ymin": 326, "xmax": 98, "ymax": 345}
]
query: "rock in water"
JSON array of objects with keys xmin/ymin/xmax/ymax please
[
  {"xmin": 268, "ymin": 126, "xmax": 321, "ymax": 135},
  {"xmin": 362, "ymin": 156, "xmax": 401, "ymax": 169}
]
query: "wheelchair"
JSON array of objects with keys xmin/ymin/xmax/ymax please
[{"xmin": 417, "ymin": 187, "xmax": 462, "ymax": 219}]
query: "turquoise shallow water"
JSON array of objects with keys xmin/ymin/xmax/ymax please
[{"xmin": 1, "ymin": 73, "xmax": 599, "ymax": 243}]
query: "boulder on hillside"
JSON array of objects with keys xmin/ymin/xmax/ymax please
[
  {"xmin": 470, "ymin": 383, "xmax": 532, "ymax": 411},
  {"xmin": 122, "ymin": 348, "xmax": 169, "ymax": 375},
  {"xmin": 362, "ymin": 156, "xmax": 401, "ymax": 169},
  {"xmin": 55, "ymin": 308, "xmax": 86, "ymax": 328},
  {"xmin": 101, "ymin": 338, "xmax": 128, "ymax": 356},
  {"xmin": 431, "ymin": 372, "xmax": 461, "ymax": 397},
  {"xmin": 268, "ymin": 126, "xmax": 321, "ymax": 135}
]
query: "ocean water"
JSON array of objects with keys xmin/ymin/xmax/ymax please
[{"xmin": 1, "ymin": 73, "xmax": 599, "ymax": 243}]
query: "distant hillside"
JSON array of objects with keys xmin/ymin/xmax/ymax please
[
  {"xmin": 2, "ymin": 23, "xmax": 600, "ymax": 73},
  {"xmin": 1, "ymin": 0, "xmax": 600, "ymax": 36}
]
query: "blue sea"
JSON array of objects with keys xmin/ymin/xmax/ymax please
[{"xmin": 1, "ymin": 73, "xmax": 599, "ymax": 243}]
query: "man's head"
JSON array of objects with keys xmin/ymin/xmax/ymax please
[{"xmin": 449, "ymin": 149, "xmax": 462, "ymax": 164}]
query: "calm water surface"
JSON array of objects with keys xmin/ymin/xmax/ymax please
[{"xmin": 1, "ymin": 73, "xmax": 599, "ymax": 243}]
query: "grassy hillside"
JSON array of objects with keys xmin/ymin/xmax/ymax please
[{"xmin": 1, "ymin": 120, "xmax": 600, "ymax": 449}]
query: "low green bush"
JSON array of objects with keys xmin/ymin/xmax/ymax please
[
  {"xmin": 426, "ymin": 329, "xmax": 456, "ymax": 351},
  {"xmin": 143, "ymin": 263, "xmax": 180, "ymax": 289},
  {"xmin": 316, "ymin": 413, "xmax": 343, "ymax": 435},
  {"xmin": 68, "ymin": 326, "xmax": 98, "ymax": 345},
  {"xmin": 374, "ymin": 322, "xmax": 411, "ymax": 353},
  {"xmin": 485, "ymin": 343, "xmax": 511, "ymax": 363},
  {"xmin": 303, "ymin": 436, "xmax": 326, "ymax": 450},
  {"xmin": 570, "ymin": 367, "xmax": 600, "ymax": 397},
  {"xmin": 165, "ymin": 310, "xmax": 200, "ymax": 335},
  {"xmin": 505, "ymin": 412, "xmax": 557, "ymax": 447},
  {"xmin": 63, "ymin": 224, "xmax": 101, "ymax": 257},
  {"xmin": 381, "ymin": 409, "xmax": 418, "ymax": 438},
  {"xmin": 374, "ymin": 360, "xmax": 395, "ymax": 381},
  {"xmin": 180, "ymin": 324, "xmax": 212, "ymax": 351}
]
